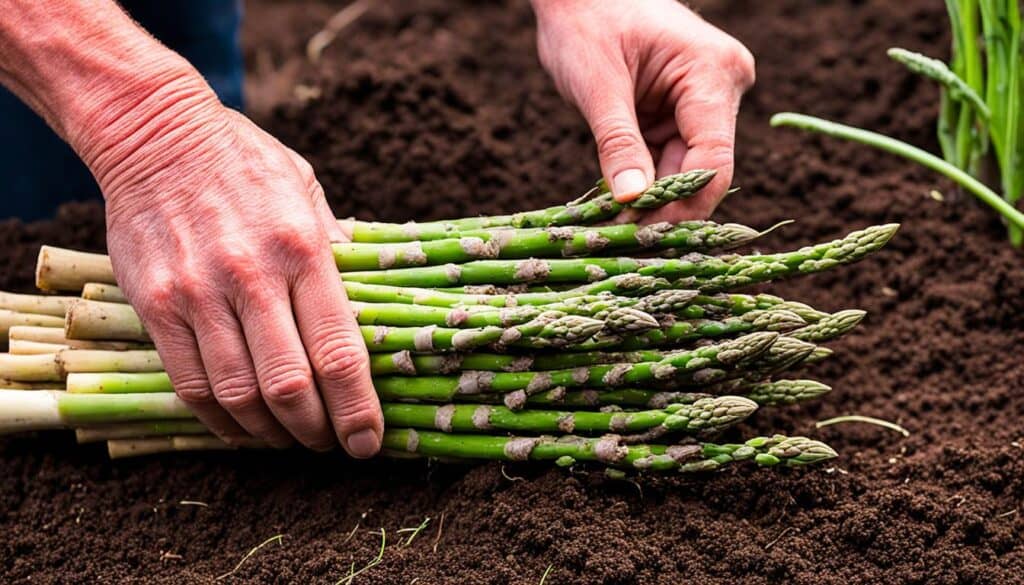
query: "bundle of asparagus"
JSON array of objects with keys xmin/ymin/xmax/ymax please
[{"xmin": 0, "ymin": 170, "xmax": 898, "ymax": 474}]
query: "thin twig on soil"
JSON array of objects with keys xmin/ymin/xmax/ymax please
[
  {"xmin": 307, "ymin": 0, "xmax": 371, "ymax": 63},
  {"xmin": 816, "ymin": 414, "xmax": 910, "ymax": 437},
  {"xmin": 432, "ymin": 512, "xmax": 445, "ymax": 553},
  {"xmin": 215, "ymin": 534, "xmax": 284, "ymax": 581},
  {"xmin": 539, "ymin": 564, "xmax": 554, "ymax": 585},
  {"xmin": 178, "ymin": 500, "xmax": 209, "ymax": 508},
  {"xmin": 764, "ymin": 526, "xmax": 795, "ymax": 550},
  {"xmin": 500, "ymin": 465, "xmax": 525, "ymax": 482}
]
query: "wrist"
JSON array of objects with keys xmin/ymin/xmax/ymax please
[
  {"xmin": 72, "ymin": 59, "xmax": 225, "ymax": 199},
  {"xmin": 0, "ymin": 1, "xmax": 224, "ymax": 200}
]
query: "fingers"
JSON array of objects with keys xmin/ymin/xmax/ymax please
[
  {"xmin": 576, "ymin": 73, "xmax": 656, "ymax": 203},
  {"xmin": 289, "ymin": 246, "xmax": 383, "ymax": 459},
  {"xmin": 232, "ymin": 277, "xmax": 338, "ymax": 452},
  {"xmin": 192, "ymin": 299, "xmax": 296, "ymax": 449},
  {"xmin": 640, "ymin": 73, "xmax": 745, "ymax": 224},
  {"xmin": 145, "ymin": 315, "xmax": 249, "ymax": 444}
]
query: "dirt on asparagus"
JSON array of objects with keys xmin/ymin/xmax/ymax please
[{"xmin": 2, "ymin": 0, "xmax": 1023, "ymax": 583}]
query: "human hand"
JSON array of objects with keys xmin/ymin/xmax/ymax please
[
  {"xmin": 532, "ymin": 0, "xmax": 755, "ymax": 222},
  {"xmin": 89, "ymin": 74, "xmax": 382, "ymax": 456}
]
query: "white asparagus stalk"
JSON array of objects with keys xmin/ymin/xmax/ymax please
[
  {"xmin": 81, "ymin": 283, "xmax": 128, "ymax": 303},
  {"xmin": 0, "ymin": 291, "xmax": 77, "ymax": 317},
  {"xmin": 0, "ymin": 350, "xmax": 163, "ymax": 382},
  {"xmin": 9, "ymin": 339, "xmax": 69, "ymax": 355},
  {"xmin": 9, "ymin": 325, "xmax": 152, "ymax": 351},
  {"xmin": 1, "ymin": 311, "xmax": 65, "ymax": 349},
  {"xmin": 0, "ymin": 389, "xmax": 191, "ymax": 433},
  {"xmin": 64, "ymin": 300, "xmax": 147, "ymax": 342},
  {"xmin": 36, "ymin": 246, "xmax": 114, "ymax": 292},
  {"xmin": 75, "ymin": 420, "xmax": 209, "ymax": 443},
  {"xmin": 106, "ymin": 435, "xmax": 265, "ymax": 459}
]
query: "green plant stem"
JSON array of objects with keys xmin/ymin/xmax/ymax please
[{"xmin": 771, "ymin": 112, "xmax": 1024, "ymax": 231}]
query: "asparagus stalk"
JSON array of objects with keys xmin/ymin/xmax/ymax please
[
  {"xmin": 9, "ymin": 339, "xmax": 69, "ymax": 355},
  {"xmin": 513, "ymin": 379, "xmax": 832, "ymax": 408},
  {"xmin": 0, "ymin": 388, "xmax": 751, "ymax": 438},
  {"xmin": 106, "ymin": 435, "xmax": 265, "ymax": 459},
  {"xmin": 76, "ymin": 420, "xmax": 209, "ymax": 443},
  {"xmin": 568, "ymin": 308, "xmax": 806, "ymax": 351},
  {"xmin": 381, "ymin": 429, "xmax": 837, "ymax": 471},
  {"xmin": 352, "ymin": 300, "xmax": 659, "ymax": 333},
  {"xmin": 349, "ymin": 170, "xmax": 716, "ymax": 242},
  {"xmin": 59, "ymin": 333, "xmax": 780, "ymax": 402},
  {"xmin": 64, "ymin": 300, "xmax": 608, "ymax": 350},
  {"xmin": 0, "ymin": 350, "xmax": 163, "ymax": 382},
  {"xmin": 0, "ymin": 389, "xmax": 192, "ymax": 433},
  {"xmin": 336, "ymin": 224, "xmax": 899, "ymax": 287},
  {"xmin": 75, "ymin": 397, "xmax": 754, "ymax": 442},
  {"xmin": 382, "ymin": 396, "xmax": 756, "ymax": 436},
  {"xmin": 8, "ymin": 325, "xmax": 152, "ymax": 351},
  {"xmin": 81, "ymin": 283, "xmax": 127, "ymax": 304},
  {"xmin": 103, "ymin": 430, "xmax": 836, "ymax": 471},
  {"xmin": 35, "ymin": 246, "xmax": 114, "ymax": 292},
  {"xmin": 1, "ymin": 310, "xmax": 65, "ymax": 342},
  {"xmin": 334, "ymin": 220, "xmax": 762, "ymax": 271},
  {"xmin": 0, "ymin": 291, "xmax": 76, "ymax": 317},
  {"xmin": 373, "ymin": 332, "xmax": 780, "ymax": 407}
]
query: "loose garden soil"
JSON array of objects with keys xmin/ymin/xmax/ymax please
[{"xmin": 1, "ymin": 1, "xmax": 1022, "ymax": 583}]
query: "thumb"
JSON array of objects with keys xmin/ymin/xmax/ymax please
[{"xmin": 577, "ymin": 78, "xmax": 655, "ymax": 203}]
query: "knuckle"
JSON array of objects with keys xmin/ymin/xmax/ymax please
[
  {"xmin": 331, "ymin": 392, "xmax": 383, "ymax": 431},
  {"xmin": 174, "ymin": 376, "xmax": 215, "ymax": 405},
  {"xmin": 311, "ymin": 330, "xmax": 370, "ymax": 385},
  {"xmin": 270, "ymin": 222, "xmax": 322, "ymax": 262},
  {"xmin": 261, "ymin": 362, "xmax": 314, "ymax": 406},
  {"xmin": 211, "ymin": 372, "xmax": 262, "ymax": 410},
  {"xmin": 593, "ymin": 124, "xmax": 645, "ymax": 160},
  {"xmin": 711, "ymin": 41, "xmax": 756, "ymax": 87},
  {"xmin": 217, "ymin": 249, "xmax": 263, "ymax": 290}
]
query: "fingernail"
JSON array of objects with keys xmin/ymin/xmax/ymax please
[
  {"xmin": 344, "ymin": 428, "xmax": 381, "ymax": 459},
  {"xmin": 612, "ymin": 169, "xmax": 648, "ymax": 202}
]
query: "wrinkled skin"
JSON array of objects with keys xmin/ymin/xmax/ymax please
[{"xmin": 99, "ymin": 78, "xmax": 383, "ymax": 456}]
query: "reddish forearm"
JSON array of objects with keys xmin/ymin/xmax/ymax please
[{"xmin": 0, "ymin": 0, "xmax": 221, "ymax": 193}]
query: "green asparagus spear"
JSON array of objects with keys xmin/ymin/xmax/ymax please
[
  {"xmin": 335, "ymin": 220, "xmax": 761, "ymax": 270},
  {"xmin": 373, "ymin": 332, "xmax": 779, "ymax": 407},
  {"xmin": 337, "ymin": 224, "xmax": 900, "ymax": 287},
  {"xmin": 380, "ymin": 396, "xmax": 756, "ymax": 436},
  {"xmin": 501, "ymin": 379, "xmax": 832, "ymax": 408},
  {"xmin": 381, "ymin": 429, "xmax": 837, "ymax": 471},
  {"xmin": 786, "ymin": 309, "xmax": 866, "ymax": 342},
  {"xmin": 61, "ymin": 333, "xmax": 779, "ymax": 404}
]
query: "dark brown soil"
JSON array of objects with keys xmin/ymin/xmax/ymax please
[{"xmin": 2, "ymin": 1, "xmax": 1023, "ymax": 583}]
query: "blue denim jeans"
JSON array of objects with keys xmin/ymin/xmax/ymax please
[{"xmin": 0, "ymin": 0, "xmax": 244, "ymax": 220}]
